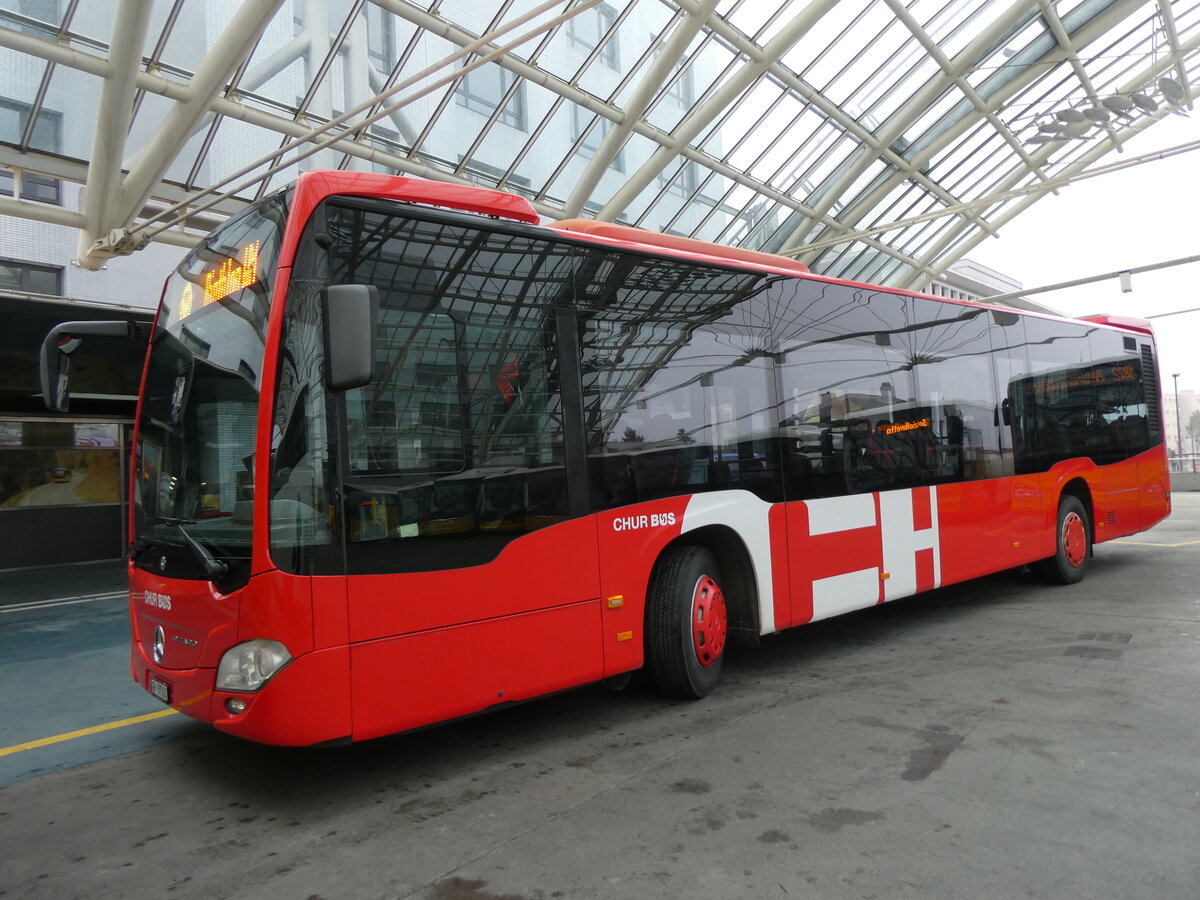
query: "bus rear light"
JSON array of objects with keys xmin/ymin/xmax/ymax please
[{"xmin": 216, "ymin": 639, "xmax": 292, "ymax": 692}]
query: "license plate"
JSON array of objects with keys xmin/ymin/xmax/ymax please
[{"xmin": 149, "ymin": 675, "xmax": 172, "ymax": 704}]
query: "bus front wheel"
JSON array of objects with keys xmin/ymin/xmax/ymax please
[
  {"xmin": 647, "ymin": 545, "xmax": 728, "ymax": 699},
  {"xmin": 1035, "ymin": 495, "xmax": 1091, "ymax": 585}
]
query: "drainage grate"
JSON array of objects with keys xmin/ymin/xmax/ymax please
[
  {"xmin": 1064, "ymin": 646, "xmax": 1125, "ymax": 660},
  {"xmin": 1077, "ymin": 632, "xmax": 1133, "ymax": 644}
]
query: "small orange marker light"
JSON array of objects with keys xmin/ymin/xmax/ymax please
[
  {"xmin": 616, "ymin": 630, "xmax": 634, "ymax": 642},
  {"xmin": 607, "ymin": 595, "xmax": 624, "ymax": 608}
]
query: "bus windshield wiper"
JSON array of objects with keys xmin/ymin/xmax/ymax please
[{"xmin": 145, "ymin": 515, "xmax": 229, "ymax": 580}]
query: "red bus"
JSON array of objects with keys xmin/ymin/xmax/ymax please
[{"xmin": 43, "ymin": 171, "xmax": 1170, "ymax": 745}]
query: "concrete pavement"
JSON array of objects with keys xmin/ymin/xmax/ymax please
[{"xmin": 1, "ymin": 497, "xmax": 1198, "ymax": 898}]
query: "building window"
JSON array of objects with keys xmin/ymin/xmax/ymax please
[
  {"xmin": 0, "ymin": 421, "xmax": 122, "ymax": 510},
  {"xmin": 570, "ymin": 106, "xmax": 624, "ymax": 171},
  {"xmin": 567, "ymin": 3, "xmax": 618, "ymax": 69},
  {"xmin": 456, "ymin": 66, "xmax": 526, "ymax": 130},
  {"xmin": 653, "ymin": 48, "xmax": 695, "ymax": 107},
  {"xmin": 14, "ymin": 0, "xmax": 59, "ymax": 36},
  {"xmin": 0, "ymin": 169, "xmax": 61, "ymax": 204},
  {"xmin": 0, "ymin": 97, "xmax": 61, "ymax": 154},
  {"xmin": 0, "ymin": 258, "xmax": 63, "ymax": 294},
  {"xmin": 657, "ymin": 161, "xmax": 698, "ymax": 198},
  {"xmin": 366, "ymin": 5, "xmax": 396, "ymax": 70}
]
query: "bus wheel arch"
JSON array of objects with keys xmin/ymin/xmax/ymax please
[
  {"xmin": 644, "ymin": 528, "xmax": 757, "ymax": 698},
  {"xmin": 1035, "ymin": 480, "xmax": 1093, "ymax": 585}
]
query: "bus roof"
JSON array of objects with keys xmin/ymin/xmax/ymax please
[{"xmin": 547, "ymin": 218, "xmax": 811, "ymax": 277}]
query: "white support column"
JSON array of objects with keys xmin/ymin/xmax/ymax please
[
  {"xmin": 302, "ymin": 0, "xmax": 335, "ymax": 170},
  {"xmin": 102, "ymin": 0, "xmax": 285, "ymax": 254},
  {"xmin": 74, "ymin": 0, "xmax": 153, "ymax": 269},
  {"xmin": 596, "ymin": 0, "xmax": 840, "ymax": 223},
  {"xmin": 240, "ymin": 32, "xmax": 311, "ymax": 96},
  {"xmin": 561, "ymin": 0, "xmax": 717, "ymax": 219},
  {"xmin": 365, "ymin": 64, "xmax": 420, "ymax": 148},
  {"xmin": 342, "ymin": 7, "xmax": 372, "ymax": 173}
]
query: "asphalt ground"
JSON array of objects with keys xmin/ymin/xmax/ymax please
[{"xmin": 1, "ymin": 495, "xmax": 1198, "ymax": 899}]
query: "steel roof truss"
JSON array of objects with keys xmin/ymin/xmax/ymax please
[
  {"xmin": 596, "ymin": 0, "xmax": 842, "ymax": 222},
  {"xmin": 563, "ymin": 0, "xmax": 714, "ymax": 218},
  {"xmin": 788, "ymin": 0, "xmax": 1147, "ymax": 267}
]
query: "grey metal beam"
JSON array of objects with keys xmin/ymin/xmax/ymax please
[
  {"xmin": 788, "ymin": 0, "xmax": 1147, "ymax": 267},
  {"xmin": 0, "ymin": 196, "xmax": 197, "ymax": 249},
  {"xmin": 902, "ymin": 89, "xmax": 1200, "ymax": 289},
  {"xmin": 779, "ymin": 0, "xmax": 1041, "ymax": 258},
  {"xmin": 1036, "ymin": 0, "xmax": 1122, "ymax": 149},
  {"xmin": 672, "ymin": 0, "xmax": 984, "ymax": 244},
  {"xmin": 0, "ymin": 146, "xmax": 247, "ymax": 219},
  {"xmin": 885, "ymin": 0, "xmax": 1053, "ymax": 212},
  {"xmin": 895, "ymin": 50, "xmax": 1200, "ymax": 289},
  {"xmin": 75, "ymin": 0, "xmax": 154, "ymax": 268},
  {"xmin": 365, "ymin": 63, "xmax": 421, "ymax": 147}
]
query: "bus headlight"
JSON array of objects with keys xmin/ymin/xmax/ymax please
[{"xmin": 216, "ymin": 639, "xmax": 292, "ymax": 692}]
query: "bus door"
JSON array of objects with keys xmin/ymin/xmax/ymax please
[
  {"xmin": 275, "ymin": 206, "xmax": 604, "ymax": 740},
  {"xmin": 348, "ymin": 313, "xmax": 606, "ymax": 741},
  {"xmin": 988, "ymin": 311, "xmax": 1052, "ymax": 563}
]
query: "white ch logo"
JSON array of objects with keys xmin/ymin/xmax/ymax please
[{"xmin": 805, "ymin": 487, "xmax": 942, "ymax": 621}]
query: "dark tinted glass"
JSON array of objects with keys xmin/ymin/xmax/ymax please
[
  {"xmin": 579, "ymin": 256, "xmax": 781, "ymax": 506},
  {"xmin": 135, "ymin": 194, "xmax": 286, "ymax": 590},
  {"xmin": 274, "ymin": 205, "xmax": 578, "ymax": 575},
  {"xmin": 774, "ymin": 280, "xmax": 917, "ymax": 497},
  {"xmin": 1006, "ymin": 318, "xmax": 1153, "ymax": 472},
  {"xmin": 906, "ymin": 297, "xmax": 1005, "ymax": 482},
  {"xmin": 1087, "ymin": 329, "xmax": 1153, "ymax": 463}
]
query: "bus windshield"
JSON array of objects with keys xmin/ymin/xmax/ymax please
[{"xmin": 132, "ymin": 193, "xmax": 287, "ymax": 588}]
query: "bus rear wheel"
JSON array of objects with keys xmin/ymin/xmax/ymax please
[
  {"xmin": 647, "ymin": 545, "xmax": 728, "ymax": 699},
  {"xmin": 1035, "ymin": 495, "xmax": 1091, "ymax": 585}
]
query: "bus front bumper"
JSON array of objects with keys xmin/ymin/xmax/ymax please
[{"xmin": 131, "ymin": 640, "xmax": 351, "ymax": 746}]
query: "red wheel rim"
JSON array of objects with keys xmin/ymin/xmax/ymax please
[
  {"xmin": 691, "ymin": 575, "xmax": 727, "ymax": 667},
  {"xmin": 1063, "ymin": 512, "xmax": 1087, "ymax": 567}
]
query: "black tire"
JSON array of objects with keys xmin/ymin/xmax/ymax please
[
  {"xmin": 1034, "ymin": 495, "xmax": 1092, "ymax": 585},
  {"xmin": 646, "ymin": 545, "xmax": 728, "ymax": 699}
]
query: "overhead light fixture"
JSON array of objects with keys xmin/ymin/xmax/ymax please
[
  {"xmin": 1157, "ymin": 76, "xmax": 1189, "ymax": 115},
  {"xmin": 1158, "ymin": 76, "xmax": 1186, "ymax": 105},
  {"xmin": 1024, "ymin": 76, "xmax": 1190, "ymax": 146},
  {"xmin": 1131, "ymin": 92, "xmax": 1158, "ymax": 113}
]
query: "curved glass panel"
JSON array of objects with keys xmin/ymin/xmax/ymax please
[{"xmin": 132, "ymin": 192, "xmax": 287, "ymax": 589}]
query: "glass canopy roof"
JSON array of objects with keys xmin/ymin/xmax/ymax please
[{"xmin": 0, "ymin": 0, "xmax": 1196, "ymax": 289}]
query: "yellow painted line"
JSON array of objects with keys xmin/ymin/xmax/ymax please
[
  {"xmin": 1114, "ymin": 539, "xmax": 1200, "ymax": 548},
  {"xmin": 0, "ymin": 709, "xmax": 180, "ymax": 758}
]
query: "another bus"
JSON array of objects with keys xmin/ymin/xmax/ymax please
[{"xmin": 42, "ymin": 171, "xmax": 1170, "ymax": 745}]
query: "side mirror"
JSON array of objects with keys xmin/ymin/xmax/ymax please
[
  {"xmin": 39, "ymin": 319, "xmax": 148, "ymax": 412},
  {"xmin": 322, "ymin": 284, "xmax": 378, "ymax": 391}
]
